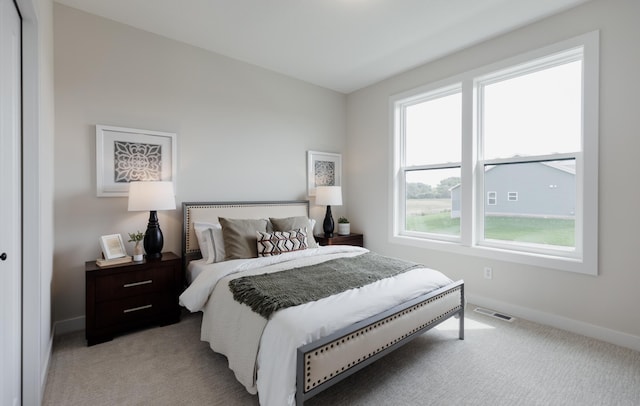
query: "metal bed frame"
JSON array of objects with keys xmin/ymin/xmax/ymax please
[
  {"xmin": 296, "ymin": 280, "xmax": 464, "ymax": 405},
  {"xmin": 182, "ymin": 200, "xmax": 464, "ymax": 405}
]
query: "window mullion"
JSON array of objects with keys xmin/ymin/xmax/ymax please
[
  {"xmin": 483, "ymin": 152, "xmax": 577, "ymax": 166},
  {"xmin": 460, "ymin": 79, "xmax": 474, "ymax": 247},
  {"xmin": 405, "ymin": 163, "xmax": 461, "ymax": 172}
]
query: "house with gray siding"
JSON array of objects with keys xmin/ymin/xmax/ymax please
[{"xmin": 451, "ymin": 161, "xmax": 575, "ymax": 218}]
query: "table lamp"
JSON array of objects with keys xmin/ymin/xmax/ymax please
[
  {"xmin": 315, "ymin": 186, "xmax": 342, "ymax": 238},
  {"xmin": 128, "ymin": 181, "xmax": 176, "ymax": 259}
]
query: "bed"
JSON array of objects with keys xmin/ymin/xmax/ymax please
[{"xmin": 179, "ymin": 200, "xmax": 465, "ymax": 406}]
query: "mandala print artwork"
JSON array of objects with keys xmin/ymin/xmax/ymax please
[
  {"xmin": 314, "ymin": 160, "xmax": 335, "ymax": 186},
  {"xmin": 114, "ymin": 141, "xmax": 162, "ymax": 183}
]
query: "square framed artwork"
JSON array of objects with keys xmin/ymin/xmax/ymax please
[
  {"xmin": 307, "ymin": 150, "xmax": 342, "ymax": 196},
  {"xmin": 96, "ymin": 125, "xmax": 177, "ymax": 197},
  {"xmin": 99, "ymin": 234, "xmax": 127, "ymax": 260}
]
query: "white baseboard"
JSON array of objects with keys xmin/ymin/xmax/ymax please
[
  {"xmin": 466, "ymin": 294, "xmax": 640, "ymax": 353},
  {"xmin": 53, "ymin": 316, "xmax": 85, "ymax": 336}
]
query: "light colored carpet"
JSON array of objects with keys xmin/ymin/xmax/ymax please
[{"xmin": 44, "ymin": 307, "xmax": 640, "ymax": 405}]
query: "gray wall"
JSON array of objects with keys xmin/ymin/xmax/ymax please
[
  {"xmin": 450, "ymin": 164, "xmax": 576, "ymax": 218},
  {"xmin": 347, "ymin": 0, "xmax": 640, "ymax": 348},
  {"xmin": 53, "ymin": 4, "xmax": 348, "ymax": 331},
  {"xmin": 485, "ymin": 164, "xmax": 576, "ymax": 217}
]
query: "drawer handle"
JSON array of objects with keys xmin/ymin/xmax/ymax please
[
  {"xmin": 123, "ymin": 280, "xmax": 152, "ymax": 288},
  {"xmin": 123, "ymin": 304, "xmax": 152, "ymax": 313}
]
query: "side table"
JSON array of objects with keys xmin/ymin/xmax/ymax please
[{"xmin": 85, "ymin": 252, "xmax": 182, "ymax": 346}]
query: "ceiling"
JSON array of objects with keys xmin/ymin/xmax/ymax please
[{"xmin": 54, "ymin": 0, "xmax": 591, "ymax": 94}]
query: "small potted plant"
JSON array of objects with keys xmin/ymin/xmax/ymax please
[
  {"xmin": 128, "ymin": 231, "xmax": 145, "ymax": 261},
  {"xmin": 337, "ymin": 217, "xmax": 350, "ymax": 236}
]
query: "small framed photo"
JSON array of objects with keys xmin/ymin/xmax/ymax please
[
  {"xmin": 96, "ymin": 125, "xmax": 177, "ymax": 197},
  {"xmin": 99, "ymin": 234, "xmax": 127, "ymax": 260},
  {"xmin": 307, "ymin": 151, "xmax": 342, "ymax": 196}
]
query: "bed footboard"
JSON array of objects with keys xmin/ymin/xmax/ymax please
[{"xmin": 295, "ymin": 280, "xmax": 464, "ymax": 405}]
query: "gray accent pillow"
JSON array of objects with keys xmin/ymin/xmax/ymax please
[
  {"xmin": 270, "ymin": 216, "xmax": 318, "ymax": 248},
  {"xmin": 219, "ymin": 217, "xmax": 269, "ymax": 260}
]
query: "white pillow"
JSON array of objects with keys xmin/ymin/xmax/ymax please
[
  {"xmin": 309, "ymin": 219, "xmax": 317, "ymax": 243},
  {"xmin": 193, "ymin": 222, "xmax": 214, "ymax": 262},
  {"xmin": 209, "ymin": 224, "xmax": 225, "ymax": 263},
  {"xmin": 193, "ymin": 222, "xmax": 226, "ymax": 263}
]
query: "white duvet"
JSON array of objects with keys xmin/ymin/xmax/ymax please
[{"xmin": 179, "ymin": 246, "xmax": 453, "ymax": 406}]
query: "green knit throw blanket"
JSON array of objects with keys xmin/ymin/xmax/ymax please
[{"xmin": 228, "ymin": 252, "xmax": 422, "ymax": 319}]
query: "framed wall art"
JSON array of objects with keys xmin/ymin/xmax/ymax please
[
  {"xmin": 307, "ymin": 150, "xmax": 342, "ymax": 196},
  {"xmin": 96, "ymin": 125, "xmax": 177, "ymax": 197}
]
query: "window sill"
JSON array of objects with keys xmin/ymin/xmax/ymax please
[{"xmin": 389, "ymin": 234, "xmax": 596, "ymax": 276}]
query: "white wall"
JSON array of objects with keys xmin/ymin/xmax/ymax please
[
  {"xmin": 347, "ymin": 0, "xmax": 640, "ymax": 350},
  {"xmin": 53, "ymin": 4, "xmax": 347, "ymax": 330}
]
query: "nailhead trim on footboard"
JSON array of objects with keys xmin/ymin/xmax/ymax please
[{"xmin": 297, "ymin": 281, "xmax": 464, "ymax": 404}]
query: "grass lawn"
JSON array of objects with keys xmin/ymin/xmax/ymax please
[
  {"xmin": 406, "ymin": 211, "xmax": 575, "ymax": 247},
  {"xmin": 406, "ymin": 211, "xmax": 460, "ymax": 236},
  {"xmin": 484, "ymin": 216, "xmax": 574, "ymax": 246}
]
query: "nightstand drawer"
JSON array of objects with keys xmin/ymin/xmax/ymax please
[
  {"xmin": 95, "ymin": 266, "xmax": 174, "ymax": 302},
  {"xmin": 94, "ymin": 292, "xmax": 175, "ymax": 329}
]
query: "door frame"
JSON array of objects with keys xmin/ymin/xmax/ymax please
[{"xmin": 15, "ymin": 0, "xmax": 48, "ymax": 404}]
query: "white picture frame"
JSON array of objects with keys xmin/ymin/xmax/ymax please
[
  {"xmin": 99, "ymin": 234, "xmax": 127, "ymax": 260},
  {"xmin": 96, "ymin": 125, "xmax": 177, "ymax": 197},
  {"xmin": 307, "ymin": 150, "xmax": 342, "ymax": 196}
]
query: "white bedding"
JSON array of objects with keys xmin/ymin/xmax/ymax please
[
  {"xmin": 185, "ymin": 258, "xmax": 207, "ymax": 285},
  {"xmin": 179, "ymin": 246, "xmax": 454, "ymax": 406}
]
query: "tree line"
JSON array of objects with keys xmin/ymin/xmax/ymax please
[{"xmin": 406, "ymin": 177, "xmax": 460, "ymax": 199}]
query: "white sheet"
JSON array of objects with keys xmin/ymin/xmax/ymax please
[
  {"xmin": 185, "ymin": 258, "xmax": 207, "ymax": 285},
  {"xmin": 179, "ymin": 246, "xmax": 454, "ymax": 406}
]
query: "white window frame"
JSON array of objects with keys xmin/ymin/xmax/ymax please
[
  {"xmin": 390, "ymin": 31, "xmax": 599, "ymax": 275},
  {"xmin": 394, "ymin": 84, "xmax": 463, "ymax": 243},
  {"xmin": 507, "ymin": 192, "xmax": 518, "ymax": 202}
]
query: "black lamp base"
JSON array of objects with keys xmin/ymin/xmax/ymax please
[
  {"xmin": 143, "ymin": 210, "xmax": 164, "ymax": 260},
  {"xmin": 323, "ymin": 205, "xmax": 334, "ymax": 238}
]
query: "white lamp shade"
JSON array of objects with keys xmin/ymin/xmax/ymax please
[
  {"xmin": 315, "ymin": 186, "xmax": 342, "ymax": 206},
  {"xmin": 128, "ymin": 181, "xmax": 176, "ymax": 211}
]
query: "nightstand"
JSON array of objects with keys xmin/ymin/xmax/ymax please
[
  {"xmin": 315, "ymin": 233, "xmax": 364, "ymax": 247},
  {"xmin": 85, "ymin": 252, "xmax": 182, "ymax": 346}
]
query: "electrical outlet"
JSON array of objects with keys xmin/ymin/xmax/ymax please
[{"xmin": 483, "ymin": 267, "xmax": 493, "ymax": 280}]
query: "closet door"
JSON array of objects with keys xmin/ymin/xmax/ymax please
[{"xmin": 0, "ymin": 0, "xmax": 22, "ymax": 404}]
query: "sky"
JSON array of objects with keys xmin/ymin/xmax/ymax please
[{"xmin": 404, "ymin": 59, "xmax": 582, "ymax": 187}]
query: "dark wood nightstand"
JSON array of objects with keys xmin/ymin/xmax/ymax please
[
  {"xmin": 315, "ymin": 233, "xmax": 364, "ymax": 247},
  {"xmin": 85, "ymin": 252, "xmax": 182, "ymax": 346}
]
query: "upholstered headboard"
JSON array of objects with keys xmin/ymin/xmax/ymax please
[{"xmin": 182, "ymin": 200, "xmax": 310, "ymax": 268}]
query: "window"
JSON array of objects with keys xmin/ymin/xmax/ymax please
[
  {"xmin": 391, "ymin": 31, "xmax": 599, "ymax": 275},
  {"xmin": 487, "ymin": 192, "xmax": 497, "ymax": 205},
  {"xmin": 401, "ymin": 86, "xmax": 461, "ymax": 239}
]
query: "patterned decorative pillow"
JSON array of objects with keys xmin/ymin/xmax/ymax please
[
  {"xmin": 269, "ymin": 216, "xmax": 318, "ymax": 248},
  {"xmin": 256, "ymin": 228, "xmax": 308, "ymax": 257}
]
